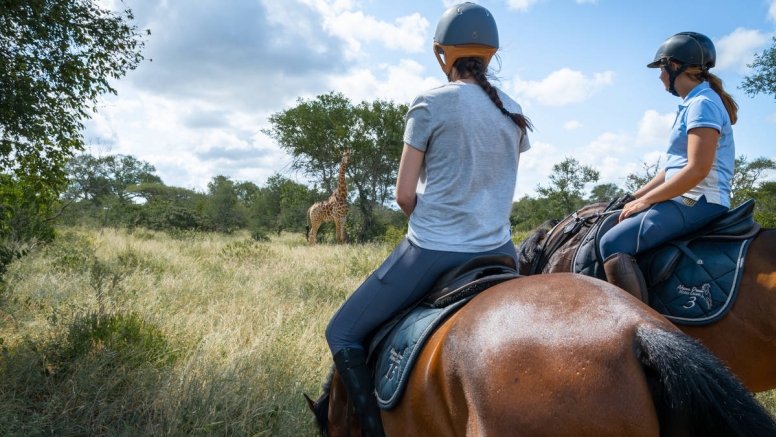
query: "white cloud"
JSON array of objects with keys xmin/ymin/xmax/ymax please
[
  {"xmin": 563, "ymin": 120, "xmax": 583, "ymax": 130},
  {"xmin": 770, "ymin": 0, "xmax": 776, "ymax": 22},
  {"xmin": 515, "ymin": 141, "xmax": 558, "ymax": 198},
  {"xmin": 714, "ymin": 27, "xmax": 770, "ymax": 72},
  {"xmin": 576, "ymin": 0, "xmax": 597, "ymax": 3},
  {"xmin": 504, "ymin": 0, "xmax": 543, "ymax": 11},
  {"xmin": 511, "ymin": 68, "xmax": 614, "ymax": 106},
  {"xmin": 329, "ymin": 59, "xmax": 442, "ymax": 104},
  {"xmin": 636, "ymin": 110, "xmax": 674, "ymax": 146},
  {"xmin": 300, "ymin": 0, "xmax": 429, "ymax": 57}
]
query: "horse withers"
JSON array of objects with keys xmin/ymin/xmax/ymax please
[{"xmin": 307, "ymin": 274, "xmax": 776, "ymax": 436}]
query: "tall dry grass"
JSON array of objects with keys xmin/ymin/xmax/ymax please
[{"xmin": 0, "ymin": 227, "xmax": 772, "ymax": 435}]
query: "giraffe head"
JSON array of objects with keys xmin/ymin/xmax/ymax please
[{"xmin": 342, "ymin": 150, "xmax": 350, "ymax": 165}]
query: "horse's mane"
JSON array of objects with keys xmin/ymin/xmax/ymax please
[
  {"xmin": 516, "ymin": 218, "xmax": 559, "ymax": 273},
  {"xmin": 515, "ymin": 201, "xmax": 612, "ymax": 275},
  {"xmin": 310, "ymin": 366, "xmax": 335, "ymax": 436}
]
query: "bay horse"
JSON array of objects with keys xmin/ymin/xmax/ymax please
[
  {"xmin": 515, "ymin": 201, "xmax": 776, "ymax": 392},
  {"xmin": 307, "ymin": 274, "xmax": 776, "ymax": 436}
]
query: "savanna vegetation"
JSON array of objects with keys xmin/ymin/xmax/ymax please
[{"xmin": 3, "ymin": 0, "xmax": 776, "ymax": 435}]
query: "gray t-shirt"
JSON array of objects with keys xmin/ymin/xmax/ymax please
[{"xmin": 403, "ymin": 82, "xmax": 530, "ymax": 252}]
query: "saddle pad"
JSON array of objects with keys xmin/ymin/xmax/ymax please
[
  {"xmin": 645, "ymin": 238, "xmax": 752, "ymax": 325},
  {"xmin": 371, "ymin": 297, "xmax": 473, "ymax": 409}
]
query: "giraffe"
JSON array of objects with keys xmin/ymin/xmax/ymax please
[{"xmin": 306, "ymin": 150, "xmax": 350, "ymax": 245}]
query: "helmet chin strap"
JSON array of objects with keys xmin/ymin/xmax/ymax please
[{"xmin": 661, "ymin": 58, "xmax": 688, "ymax": 97}]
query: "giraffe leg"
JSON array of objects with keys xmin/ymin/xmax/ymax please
[
  {"xmin": 339, "ymin": 216, "xmax": 347, "ymax": 244},
  {"xmin": 334, "ymin": 219, "xmax": 342, "ymax": 244},
  {"xmin": 309, "ymin": 219, "xmax": 321, "ymax": 245}
]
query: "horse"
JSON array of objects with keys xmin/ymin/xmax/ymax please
[
  {"xmin": 515, "ymin": 201, "xmax": 776, "ymax": 393},
  {"xmin": 307, "ymin": 274, "xmax": 776, "ymax": 436}
]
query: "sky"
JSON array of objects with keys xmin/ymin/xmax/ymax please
[{"xmin": 86, "ymin": 0, "xmax": 776, "ymax": 200}]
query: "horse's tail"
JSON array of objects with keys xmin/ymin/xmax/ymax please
[
  {"xmin": 305, "ymin": 205, "xmax": 312, "ymax": 240},
  {"xmin": 636, "ymin": 325, "xmax": 776, "ymax": 437}
]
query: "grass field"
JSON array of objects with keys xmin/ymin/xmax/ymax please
[{"xmin": 0, "ymin": 227, "xmax": 773, "ymax": 436}]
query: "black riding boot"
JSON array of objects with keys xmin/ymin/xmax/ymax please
[
  {"xmin": 332, "ymin": 347, "xmax": 386, "ymax": 437},
  {"xmin": 603, "ymin": 252, "xmax": 649, "ymax": 304}
]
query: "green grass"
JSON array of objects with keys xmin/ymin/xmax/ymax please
[{"xmin": 0, "ymin": 227, "xmax": 772, "ymax": 435}]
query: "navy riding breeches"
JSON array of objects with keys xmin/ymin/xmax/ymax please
[
  {"xmin": 326, "ymin": 238, "xmax": 518, "ymax": 356},
  {"xmin": 599, "ymin": 195, "xmax": 728, "ymax": 259}
]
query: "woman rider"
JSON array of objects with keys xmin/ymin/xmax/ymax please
[
  {"xmin": 324, "ymin": 3, "xmax": 532, "ymax": 435},
  {"xmin": 600, "ymin": 32, "xmax": 738, "ymax": 303}
]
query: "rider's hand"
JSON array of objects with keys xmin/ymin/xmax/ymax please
[{"xmin": 618, "ymin": 198, "xmax": 651, "ymax": 222}]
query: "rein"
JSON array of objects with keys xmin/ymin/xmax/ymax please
[{"xmin": 529, "ymin": 196, "xmax": 631, "ymax": 275}]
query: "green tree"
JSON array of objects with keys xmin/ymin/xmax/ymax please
[
  {"xmin": 1, "ymin": 0, "xmax": 146, "ymax": 274},
  {"xmin": 753, "ymin": 181, "xmax": 776, "ymax": 227},
  {"xmin": 536, "ymin": 157, "xmax": 600, "ymax": 216},
  {"xmin": 65, "ymin": 153, "xmax": 161, "ymax": 206},
  {"xmin": 740, "ymin": 37, "xmax": 776, "ymax": 99},
  {"xmin": 625, "ymin": 158, "xmax": 662, "ymax": 193},
  {"xmin": 588, "ymin": 183, "xmax": 626, "ymax": 203},
  {"xmin": 1, "ymin": 0, "xmax": 146, "ymax": 188},
  {"xmin": 730, "ymin": 156, "xmax": 776, "ymax": 207},
  {"xmin": 203, "ymin": 176, "xmax": 245, "ymax": 233},
  {"xmin": 264, "ymin": 92, "xmax": 407, "ymax": 242},
  {"xmin": 510, "ymin": 196, "xmax": 555, "ymax": 232}
]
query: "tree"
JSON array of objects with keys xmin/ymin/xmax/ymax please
[
  {"xmin": 65, "ymin": 153, "xmax": 161, "ymax": 205},
  {"xmin": 740, "ymin": 37, "xmax": 776, "ymax": 100},
  {"xmin": 730, "ymin": 156, "xmax": 776, "ymax": 207},
  {"xmin": 589, "ymin": 183, "xmax": 626, "ymax": 203},
  {"xmin": 264, "ymin": 92, "xmax": 407, "ymax": 242},
  {"xmin": 1, "ymin": 0, "xmax": 145, "ymax": 274},
  {"xmin": 625, "ymin": 158, "xmax": 662, "ymax": 193},
  {"xmin": 1, "ymin": 0, "xmax": 146, "ymax": 188},
  {"xmin": 536, "ymin": 157, "xmax": 600, "ymax": 216},
  {"xmin": 203, "ymin": 175, "xmax": 245, "ymax": 233},
  {"xmin": 753, "ymin": 181, "xmax": 776, "ymax": 227}
]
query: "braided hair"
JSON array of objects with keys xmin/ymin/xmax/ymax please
[{"xmin": 453, "ymin": 57, "xmax": 533, "ymax": 135}]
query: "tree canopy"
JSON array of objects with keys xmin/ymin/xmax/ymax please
[
  {"xmin": 263, "ymin": 92, "xmax": 408, "ymax": 241},
  {"xmin": 741, "ymin": 36, "xmax": 776, "ymax": 100},
  {"xmin": 1, "ymin": 0, "xmax": 147, "ymax": 187}
]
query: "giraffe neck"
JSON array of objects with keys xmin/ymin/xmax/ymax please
[{"xmin": 336, "ymin": 157, "xmax": 348, "ymax": 199}]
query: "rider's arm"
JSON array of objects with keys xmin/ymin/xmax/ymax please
[
  {"xmin": 620, "ymin": 127, "xmax": 718, "ymax": 220},
  {"xmin": 634, "ymin": 170, "xmax": 666, "ymax": 199},
  {"xmin": 396, "ymin": 143, "xmax": 425, "ymax": 217}
]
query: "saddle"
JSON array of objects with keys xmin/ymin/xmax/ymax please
[
  {"xmin": 567, "ymin": 199, "xmax": 760, "ymax": 325},
  {"xmin": 367, "ymin": 254, "xmax": 520, "ymax": 409}
]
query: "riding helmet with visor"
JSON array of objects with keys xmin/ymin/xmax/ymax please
[
  {"xmin": 433, "ymin": 3, "xmax": 499, "ymax": 77},
  {"xmin": 647, "ymin": 32, "xmax": 716, "ymax": 96}
]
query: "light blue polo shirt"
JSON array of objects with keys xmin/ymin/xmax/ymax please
[{"xmin": 664, "ymin": 81, "xmax": 734, "ymax": 207}]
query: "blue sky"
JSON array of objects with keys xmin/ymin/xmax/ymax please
[{"xmin": 87, "ymin": 0, "xmax": 776, "ymax": 199}]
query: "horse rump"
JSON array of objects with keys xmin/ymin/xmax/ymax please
[{"xmin": 637, "ymin": 325, "xmax": 776, "ymax": 437}]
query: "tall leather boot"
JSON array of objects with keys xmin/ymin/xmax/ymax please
[
  {"xmin": 332, "ymin": 347, "xmax": 386, "ymax": 437},
  {"xmin": 603, "ymin": 252, "xmax": 649, "ymax": 304}
]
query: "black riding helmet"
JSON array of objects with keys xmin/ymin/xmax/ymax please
[
  {"xmin": 433, "ymin": 3, "xmax": 499, "ymax": 77},
  {"xmin": 647, "ymin": 32, "xmax": 716, "ymax": 97}
]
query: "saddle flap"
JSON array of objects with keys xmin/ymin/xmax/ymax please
[{"xmin": 637, "ymin": 245, "xmax": 683, "ymax": 287}]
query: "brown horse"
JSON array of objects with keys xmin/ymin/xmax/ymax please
[
  {"xmin": 515, "ymin": 202, "xmax": 776, "ymax": 392},
  {"xmin": 308, "ymin": 274, "xmax": 776, "ymax": 436}
]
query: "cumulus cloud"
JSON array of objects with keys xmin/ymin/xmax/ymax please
[
  {"xmin": 636, "ymin": 110, "xmax": 674, "ymax": 146},
  {"xmin": 770, "ymin": 0, "xmax": 776, "ymax": 22},
  {"xmin": 329, "ymin": 59, "xmax": 443, "ymax": 104},
  {"xmin": 301, "ymin": 0, "xmax": 429, "ymax": 56},
  {"xmin": 504, "ymin": 0, "xmax": 544, "ymax": 11},
  {"xmin": 563, "ymin": 120, "xmax": 583, "ymax": 130},
  {"xmin": 714, "ymin": 28, "xmax": 770, "ymax": 73},
  {"xmin": 511, "ymin": 68, "xmax": 614, "ymax": 106}
]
